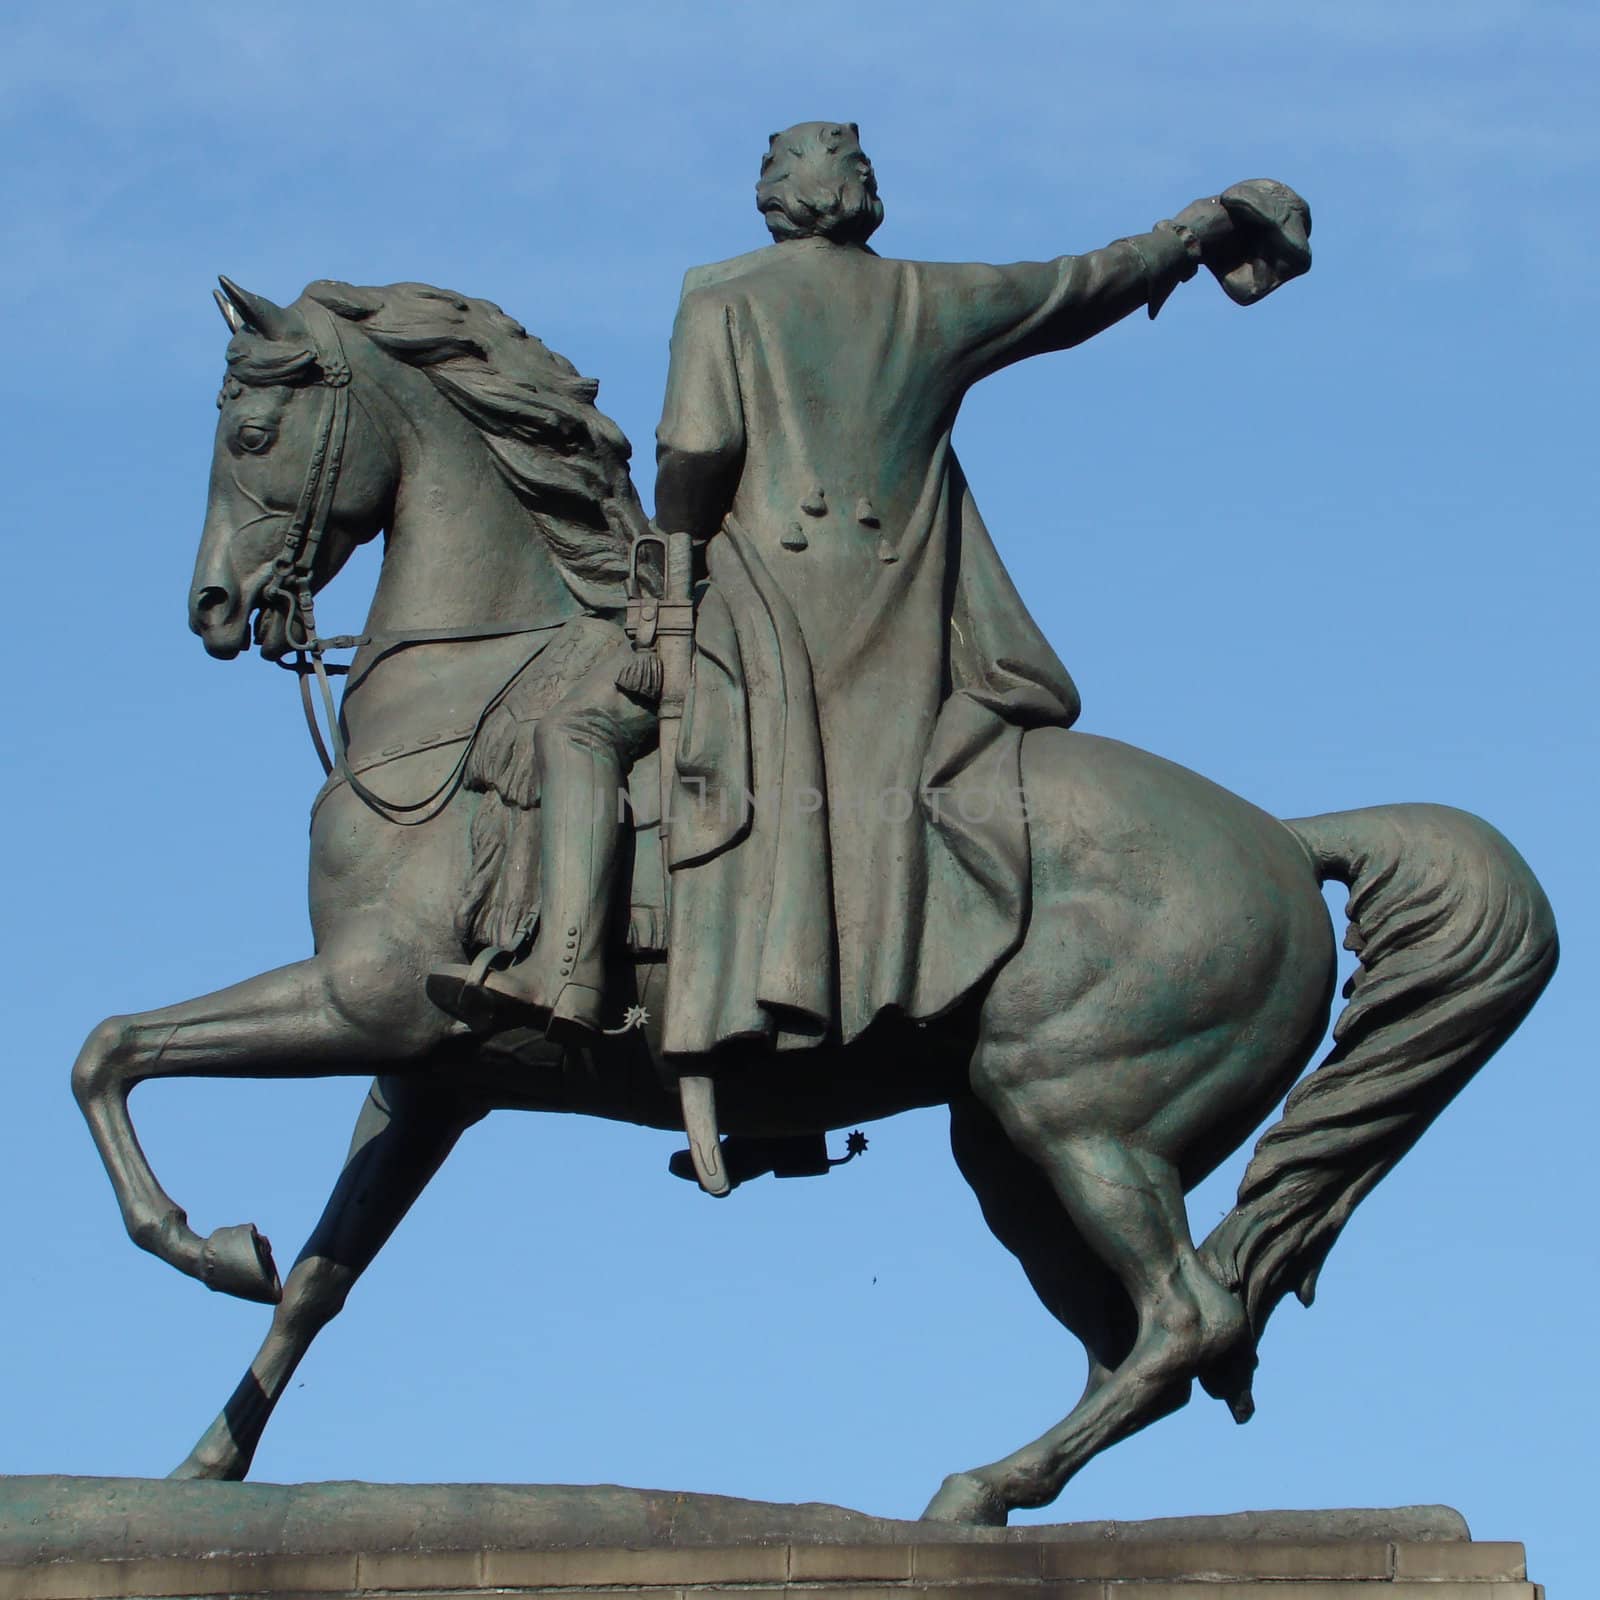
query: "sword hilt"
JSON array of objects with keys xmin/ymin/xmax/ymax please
[{"xmin": 626, "ymin": 530, "xmax": 695, "ymax": 717}]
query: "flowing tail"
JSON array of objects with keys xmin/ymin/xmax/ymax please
[{"xmin": 1202, "ymin": 803, "xmax": 1557, "ymax": 1340}]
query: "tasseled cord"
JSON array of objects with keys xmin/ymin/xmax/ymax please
[{"xmin": 616, "ymin": 648, "xmax": 663, "ymax": 702}]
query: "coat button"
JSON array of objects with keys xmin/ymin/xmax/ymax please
[
  {"xmin": 800, "ymin": 486, "xmax": 827, "ymax": 517},
  {"xmin": 855, "ymin": 496, "xmax": 880, "ymax": 528},
  {"xmin": 780, "ymin": 522, "xmax": 809, "ymax": 550}
]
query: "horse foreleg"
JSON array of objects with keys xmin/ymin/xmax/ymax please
[
  {"xmin": 926, "ymin": 1114, "xmax": 1249, "ymax": 1524},
  {"xmin": 72, "ymin": 954, "xmax": 453, "ymax": 1300},
  {"xmin": 172, "ymin": 1072, "xmax": 482, "ymax": 1480}
]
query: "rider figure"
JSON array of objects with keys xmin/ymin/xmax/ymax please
[{"xmin": 432, "ymin": 122, "xmax": 1298, "ymax": 1049}]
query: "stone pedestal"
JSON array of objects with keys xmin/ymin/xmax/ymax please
[{"xmin": 0, "ymin": 1479, "xmax": 1541, "ymax": 1600}]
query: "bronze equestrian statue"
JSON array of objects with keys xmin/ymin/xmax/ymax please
[{"xmin": 69, "ymin": 124, "xmax": 1556, "ymax": 1524}]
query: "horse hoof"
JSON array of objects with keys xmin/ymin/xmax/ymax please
[
  {"xmin": 201, "ymin": 1223, "xmax": 281, "ymax": 1304},
  {"xmin": 920, "ymin": 1471, "xmax": 1008, "ymax": 1526},
  {"xmin": 1198, "ymin": 1330, "xmax": 1258, "ymax": 1425},
  {"xmin": 168, "ymin": 1446, "xmax": 246, "ymax": 1482}
]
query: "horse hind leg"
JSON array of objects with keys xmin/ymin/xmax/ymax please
[
  {"xmin": 926, "ymin": 1091, "xmax": 1252, "ymax": 1524},
  {"xmin": 172, "ymin": 1073, "xmax": 482, "ymax": 1481},
  {"xmin": 926, "ymin": 1096, "xmax": 1138, "ymax": 1525}
]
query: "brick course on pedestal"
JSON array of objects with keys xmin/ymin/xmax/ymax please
[
  {"xmin": 0, "ymin": 1535, "xmax": 1540, "ymax": 1600},
  {"xmin": 0, "ymin": 1480, "xmax": 1543, "ymax": 1600}
]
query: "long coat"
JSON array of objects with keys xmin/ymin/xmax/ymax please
[{"xmin": 654, "ymin": 227, "xmax": 1196, "ymax": 1056}]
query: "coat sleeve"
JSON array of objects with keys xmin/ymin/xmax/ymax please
[
  {"xmin": 653, "ymin": 287, "xmax": 746, "ymax": 537},
  {"xmin": 931, "ymin": 225, "xmax": 1199, "ymax": 384}
]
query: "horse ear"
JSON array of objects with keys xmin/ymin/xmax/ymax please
[
  {"xmin": 217, "ymin": 275, "xmax": 292, "ymax": 339},
  {"xmin": 212, "ymin": 287, "xmax": 244, "ymax": 334}
]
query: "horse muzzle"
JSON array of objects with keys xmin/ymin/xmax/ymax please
[{"xmin": 190, "ymin": 582, "xmax": 250, "ymax": 659}]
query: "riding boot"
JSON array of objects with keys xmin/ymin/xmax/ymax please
[
  {"xmin": 428, "ymin": 718, "xmax": 621, "ymax": 1039},
  {"xmin": 487, "ymin": 729, "xmax": 622, "ymax": 1038}
]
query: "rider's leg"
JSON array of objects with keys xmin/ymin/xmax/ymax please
[{"xmin": 436, "ymin": 648, "xmax": 657, "ymax": 1037}]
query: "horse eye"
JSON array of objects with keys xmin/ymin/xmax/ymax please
[{"xmin": 236, "ymin": 424, "xmax": 273, "ymax": 453}]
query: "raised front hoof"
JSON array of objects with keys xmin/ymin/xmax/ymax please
[
  {"xmin": 201, "ymin": 1223, "xmax": 281, "ymax": 1304},
  {"xmin": 921, "ymin": 1471, "xmax": 1009, "ymax": 1526}
]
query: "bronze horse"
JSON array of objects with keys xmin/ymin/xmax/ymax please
[{"xmin": 70, "ymin": 277, "xmax": 1556, "ymax": 1522}]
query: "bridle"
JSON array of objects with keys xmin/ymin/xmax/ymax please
[
  {"xmin": 254, "ymin": 297, "xmax": 356, "ymax": 776},
  {"xmin": 247, "ymin": 299, "xmax": 566, "ymax": 822}
]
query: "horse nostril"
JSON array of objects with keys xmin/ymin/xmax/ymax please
[{"xmin": 195, "ymin": 585, "xmax": 232, "ymax": 617}]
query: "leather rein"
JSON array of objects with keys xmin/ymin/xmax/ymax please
[{"xmin": 260, "ymin": 301, "xmax": 563, "ymax": 826}]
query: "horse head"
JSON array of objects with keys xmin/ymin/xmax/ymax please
[
  {"xmin": 191, "ymin": 278, "xmax": 396, "ymax": 660},
  {"xmin": 191, "ymin": 276, "xmax": 644, "ymax": 662}
]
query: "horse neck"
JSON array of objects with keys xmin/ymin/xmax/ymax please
[{"xmin": 364, "ymin": 366, "xmax": 587, "ymax": 637}]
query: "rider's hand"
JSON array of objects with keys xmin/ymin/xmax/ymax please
[{"xmin": 1171, "ymin": 195, "xmax": 1235, "ymax": 262}]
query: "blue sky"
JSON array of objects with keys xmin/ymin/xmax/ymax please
[{"xmin": 2, "ymin": 0, "xmax": 1595, "ymax": 1590}]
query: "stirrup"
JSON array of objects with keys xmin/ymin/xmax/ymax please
[
  {"xmin": 679, "ymin": 1074, "xmax": 729, "ymax": 1197},
  {"xmin": 425, "ymin": 946, "xmax": 525, "ymax": 1031}
]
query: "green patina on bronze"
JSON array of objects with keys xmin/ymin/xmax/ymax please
[{"xmin": 69, "ymin": 124, "xmax": 1554, "ymax": 1525}]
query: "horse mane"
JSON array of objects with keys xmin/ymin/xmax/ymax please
[{"xmin": 227, "ymin": 279, "xmax": 648, "ymax": 611}]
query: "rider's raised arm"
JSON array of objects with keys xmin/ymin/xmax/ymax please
[
  {"xmin": 935, "ymin": 199, "xmax": 1241, "ymax": 384},
  {"xmin": 654, "ymin": 287, "xmax": 746, "ymax": 538}
]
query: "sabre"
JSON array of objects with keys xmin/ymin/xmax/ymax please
[{"xmin": 626, "ymin": 529, "xmax": 728, "ymax": 1197}]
